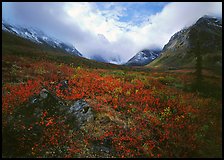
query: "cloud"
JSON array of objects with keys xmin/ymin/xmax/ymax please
[
  {"xmin": 2, "ymin": 2, "xmax": 222, "ymax": 63},
  {"xmin": 3, "ymin": 2, "xmax": 90, "ymax": 44}
]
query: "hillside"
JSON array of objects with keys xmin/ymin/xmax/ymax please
[{"xmin": 148, "ymin": 16, "xmax": 222, "ymax": 71}]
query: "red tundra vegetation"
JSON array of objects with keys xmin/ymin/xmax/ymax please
[{"xmin": 2, "ymin": 55, "xmax": 222, "ymax": 158}]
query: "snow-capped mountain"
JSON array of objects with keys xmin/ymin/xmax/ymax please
[
  {"xmin": 2, "ymin": 20, "xmax": 82, "ymax": 57},
  {"xmin": 125, "ymin": 49, "xmax": 161, "ymax": 66}
]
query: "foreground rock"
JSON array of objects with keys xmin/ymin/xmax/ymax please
[
  {"xmin": 29, "ymin": 88, "xmax": 95, "ymax": 129},
  {"xmin": 69, "ymin": 99, "xmax": 95, "ymax": 128},
  {"xmin": 4, "ymin": 86, "xmax": 118, "ymax": 158}
]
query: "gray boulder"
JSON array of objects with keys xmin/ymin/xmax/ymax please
[{"xmin": 69, "ymin": 99, "xmax": 94, "ymax": 127}]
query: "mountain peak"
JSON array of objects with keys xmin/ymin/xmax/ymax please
[
  {"xmin": 201, "ymin": 15, "xmax": 222, "ymax": 20},
  {"xmin": 125, "ymin": 49, "xmax": 161, "ymax": 66},
  {"xmin": 195, "ymin": 15, "xmax": 222, "ymax": 27}
]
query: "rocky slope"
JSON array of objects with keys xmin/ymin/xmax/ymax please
[{"xmin": 148, "ymin": 15, "xmax": 222, "ymax": 68}]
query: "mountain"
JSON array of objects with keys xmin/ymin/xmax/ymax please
[
  {"xmin": 91, "ymin": 54, "xmax": 123, "ymax": 65},
  {"xmin": 2, "ymin": 29, "xmax": 130, "ymax": 72},
  {"xmin": 90, "ymin": 54, "xmax": 108, "ymax": 63},
  {"xmin": 125, "ymin": 49, "xmax": 161, "ymax": 66},
  {"xmin": 148, "ymin": 15, "xmax": 222, "ymax": 69},
  {"xmin": 2, "ymin": 20, "xmax": 82, "ymax": 57},
  {"xmin": 108, "ymin": 56, "xmax": 123, "ymax": 65}
]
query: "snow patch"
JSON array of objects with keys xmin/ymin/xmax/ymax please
[
  {"xmin": 42, "ymin": 36, "xmax": 48, "ymax": 40},
  {"xmin": 11, "ymin": 28, "xmax": 20, "ymax": 34}
]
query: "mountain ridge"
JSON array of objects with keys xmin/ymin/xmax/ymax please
[
  {"xmin": 148, "ymin": 15, "xmax": 222, "ymax": 69},
  {"xmin": 2, "ymin": 20, "xmax": 82, "ymax": 57}
]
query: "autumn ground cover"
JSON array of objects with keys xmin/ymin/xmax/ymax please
[{"xmin": 2, "ymin": 51, "xmax": 222, "ymax": 158}]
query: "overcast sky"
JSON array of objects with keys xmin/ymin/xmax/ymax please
[{"xmin": 2, "ymin": 2, "xmax": 222, "ymax": 63}]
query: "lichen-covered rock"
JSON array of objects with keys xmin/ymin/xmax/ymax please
[
  {"xmin": 26, "ymin": 89, "xmax": 94, "ymax": 129},
  {"xmin": 69, "ymin": 99, "xmax": 95, "ymax": 128}
]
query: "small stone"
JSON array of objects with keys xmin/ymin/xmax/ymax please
[
  {"xmin": 39, "ymin": 89, "xmax": 49, "ymax": 99},
  {"xmin": 30, "ymin": 97, "xmax": 38, "ymax": 104}
]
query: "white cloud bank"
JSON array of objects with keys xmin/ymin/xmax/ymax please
[{"xmin": 2, "ymin": 2, "xmax": 222, "ymax": 63}]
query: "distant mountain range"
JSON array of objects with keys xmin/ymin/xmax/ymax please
[
  {"xmin": 148, "ymin": 15, "xmax": 222, "ymax": 68},
  {"xmin": 2, "ymin": 20, "xmax": 82, "ymax": 57},
  {"xmin": 2, "ymin": 15, "xmax": 222, "ymax": 68},
  {"xmin": 2, "ymin": 20, "xmax": 124, "ymax": 64},
  {"xmin": 125, "ymin": 49, "xmax": 161, "ymax": 66}
]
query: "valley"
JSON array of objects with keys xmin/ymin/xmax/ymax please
[{"xmin": 2, "ymin": 24, "xmax": 222, "ymax": 158}]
